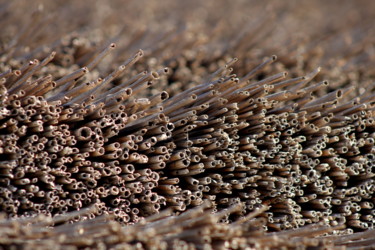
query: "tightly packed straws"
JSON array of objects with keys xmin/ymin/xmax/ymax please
[
  {"xmin": 0, "ymin": 0, "xmax": 374, "ymax": 249},
  {"xmin": 1, "ymin": 202, "xmax": 374, "ymax": 249}
]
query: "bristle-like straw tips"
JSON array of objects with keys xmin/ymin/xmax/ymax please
[{"xmin": 0, "ymin": 1, "xmax": 374, "ymax": 249}]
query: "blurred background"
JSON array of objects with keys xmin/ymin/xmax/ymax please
[{"xmin": 1, "ymin": 0, "xmax": 375, "ymax": 97}]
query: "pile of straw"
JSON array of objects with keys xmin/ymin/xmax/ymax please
[{"xmin": 0, "ymin": 0, "xmax": 374, "ymax": 249}]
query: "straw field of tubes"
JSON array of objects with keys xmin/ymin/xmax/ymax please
[{"xmin": 0, "ymin": 0, "xmax": 374, "ymax": 249}]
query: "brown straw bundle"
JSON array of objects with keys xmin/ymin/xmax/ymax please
[{"xmin": 0, "ymin": 0, "xmax": 374, "ymax": 249}]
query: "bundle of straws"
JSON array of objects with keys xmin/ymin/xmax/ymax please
[{"xmin": 0, "ymin": 0, "xmax": 374, "ymax": 249}]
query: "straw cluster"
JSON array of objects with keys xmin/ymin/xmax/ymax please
[
  {"xmin": 1, "ymin": 41, "xmax": 374, "ymax": 232},
  {"xmin": 0, "ymin": 46, "xmax": 168, "ymax": 224},
  {"xmin": 1, "ymin": 202, "xmax": 374, "ymax": 249},
  {"xmin": 0, "ymin": 0, "xmax": 375, "ymax": 249}
]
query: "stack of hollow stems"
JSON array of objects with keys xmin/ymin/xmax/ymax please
[
  {"xmin": 0, "ymin": 1, "xmax": 375, "ymax": 248},
  {"xmin": 0, "ymin": 47, "xmax": 374, "ymax": 233},
  {"xmin": 0, "ymin": 202, "xmax": 374, "ymax": 249}
]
